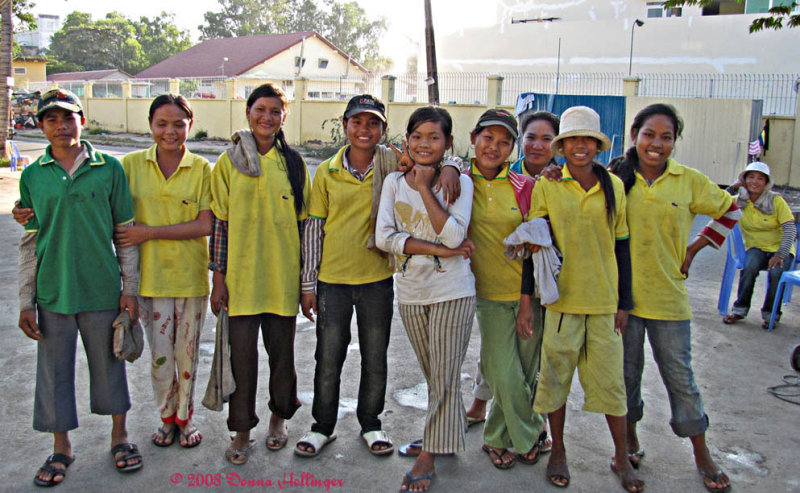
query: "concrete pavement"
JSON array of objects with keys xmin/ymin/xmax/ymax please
[{"xmin": 0, "ymin": 159, "xmax": 798, "ymax": 492}]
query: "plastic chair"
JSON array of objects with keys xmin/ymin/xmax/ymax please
[
  {"xmin": 768, "ymin": 270, "xmax": 800, "ymax": 331},
  {"xmin": 8, "ymin": 141, "xmax": 20, "ymax": 171},
  {"xmin": 718, "ymin": 224, "xmax": 747, "ymax": 316}
]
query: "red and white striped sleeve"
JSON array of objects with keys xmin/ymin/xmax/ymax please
[{"xmin": 699, "ymin": 201, "xmax": 741, "ymax": 249}]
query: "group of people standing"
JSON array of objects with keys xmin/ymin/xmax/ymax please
[{"xmin": 17, "ymin": 82, "xmax": 767, "ymax": 493}]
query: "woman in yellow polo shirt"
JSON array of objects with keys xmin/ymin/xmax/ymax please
[
  {"xmin": 464, "ymin": 109, "xmax": 544, "ymax": 470},
  {"xmin": 529, "ymin": 106, "xmax": 642, "ymax": 492},
  {"xmin": 113, "ymin": 94, "xmax": 212, "ymax": 449},
  {"xmin": 209, "ymin": 83, "xmax": 311, "ymax": 465},
  {"xmin": 609, "ymin": 103, "xmax": 739, "ymax": 493},
  {"xmin": 722, "ymin": 161, "xmax": 796, "ymax": 329}
]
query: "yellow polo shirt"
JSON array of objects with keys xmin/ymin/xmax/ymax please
[
  {"xmin": 469, "ymin": 160, "xmax": 530, "ymax": 301},
  {"xmin": 626, "ymin": 159, "xmax": 733, "ymax": 320},
  {"xmin": 740, "ymin": 195, "xmax": 795, "ymax": 255},
  {"xmin": 210, "ymin": 148, "xmax": 311, "ymax": 317},
  {"xmin": 308, "ymin": 147, "xmax": 392, "ymax": 284},
  {"xmin": 122, "ymin": 145, "xmax": 211, "ymax": 298},
  {"xmin": 530, "ymin": 165, "xmax": 628, "ymax": 314}
]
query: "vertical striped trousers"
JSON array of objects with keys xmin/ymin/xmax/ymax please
[{"xmin": 398, "ymin": 296, "xmax": 476, "ymax": 454}]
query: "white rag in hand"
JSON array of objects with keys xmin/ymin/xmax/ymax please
[{"xmin": 503, "ymin": 218, "xmax": 561, "ymax": 305}]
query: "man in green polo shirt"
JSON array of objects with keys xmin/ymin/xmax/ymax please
[{"xmin": 17, "ymin": 89, "xmax": 143, "ymax": 487}]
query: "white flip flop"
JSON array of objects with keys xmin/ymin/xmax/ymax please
[
  {"xmin": 294, "ymin": 431, "xmax": 337, "ymax": 458},
  {"xmin": 362, "ymin": 430, "xmax": 394, "ymax": 456}
]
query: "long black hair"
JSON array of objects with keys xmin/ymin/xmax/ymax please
[
  {"xmin": 247, "ymin": 83, "xmax": 306, "ymax": 216},
  {"xmin": 593, "ymin": 161, "xmax": 617, "ymax": 224},
  {"xmin": 609, "ymin": 103, "xmax": 684, "ymax": 193}
]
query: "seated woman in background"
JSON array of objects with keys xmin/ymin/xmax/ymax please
[{"xmin": 723, "ymin": 161, "xmax": 796, "ymax": 329}]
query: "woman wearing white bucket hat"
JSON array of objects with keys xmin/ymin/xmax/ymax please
[
  {"xmin": 529, "ymin": 106, "xmax": 644, "ymax": 492},
  {"xmin": 723, "ymin": 161, "xmax": 796, "ymax": 329}
]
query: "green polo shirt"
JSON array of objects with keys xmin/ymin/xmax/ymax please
[{"xmin": 19, "ymin": 141, "xmax": 134, "ymax": 314}]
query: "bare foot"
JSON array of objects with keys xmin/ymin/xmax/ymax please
[{"xmin": 466, "ymin": 398, "xmax": 487, "ymax": 421}]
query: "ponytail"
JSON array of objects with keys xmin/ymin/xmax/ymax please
[
  {"xmin": 274, "ymin": 128, "xmax": 307, "ymax": 216},
  {"xmin": 592, "ymin": 162, "xmax": 617, "ymax": 224},
  {"xmin": 608, "ymin": 146, "xmax": 640, "ymax": 194}
]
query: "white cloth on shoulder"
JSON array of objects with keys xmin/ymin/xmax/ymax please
[{"xmin": 503, "ymin": 218, "xmax": 561, "ymax": 305}]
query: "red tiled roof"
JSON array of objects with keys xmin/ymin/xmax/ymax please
[
  {"xmin": 48, "ymin": 69, "xmax": 133, "ymax": 82},
  {"xmin": 136, "ymin": 31, "xmax": 366, "ymax": 79}
]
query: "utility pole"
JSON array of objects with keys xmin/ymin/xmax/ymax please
[{"xmin": 423, "ymin": 0, "xmax": 439, "ymax": 105}]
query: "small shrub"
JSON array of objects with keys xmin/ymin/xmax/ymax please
[{"xmin": 194, "ymin": 129, "xmax": 208, "ymax": 140}]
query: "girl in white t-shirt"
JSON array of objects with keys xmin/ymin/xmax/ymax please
[{"xmin": 376, "ymin": 106, "xmax": 475, "ymax": 492}]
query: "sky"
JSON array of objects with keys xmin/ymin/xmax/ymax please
[{"xmin": 29, "ymin": 0, "xmax": 504, "ymax": 68}]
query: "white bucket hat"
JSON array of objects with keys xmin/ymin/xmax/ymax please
[
  {"xmin": 741, "ymin": 161, "xmax": 771, "ymax": 183},
  {"xmin": 551, "ymin": 106, "xmax": 612, "ymax": 157}
]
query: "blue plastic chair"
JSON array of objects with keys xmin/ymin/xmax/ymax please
[
  {"xmin": 768, "ymin": 270, "xmax": 800, "ymax": 331},
  {"xmin": 718, "ymin": 224, "xmax": 747, "ymax": 316},
  {"xmin": 8, "ymin": 141, "xmax": 20, "ymax": 171}
]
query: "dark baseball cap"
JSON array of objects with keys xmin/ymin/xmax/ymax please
[
  {"xmin": 37, "ymin": 88, "xmax": 83, "ymax": 119},
  {"xmin": 474, "ymin": 108, "xmax": 518, "ymax": 140},
  {"xmin": 344, "ymin": 94, "xmax": 386, "ymax": 122}
]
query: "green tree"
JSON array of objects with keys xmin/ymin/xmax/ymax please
[
  {"xmin": 47, "ymin": 11, "xmax": 191, "ymax": 74},
  {"xmin": 664, "ymin": 0, "xmax": 799, "ymax": 32},
  {"xmin": 199, "ymin": 0, "xmax": 390, "ymax": 70},
  {"xmin": 133, "ymin": 12, "xmax": 192, "ymax": 68}
]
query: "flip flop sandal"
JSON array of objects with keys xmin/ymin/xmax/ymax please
[
  {"xmin": 225, "ymin": 439, "xmax": 255, "ymax": 466},
  {"xmin": 516, "ymin": 443, "xmax": 541, "ymax": 465},
  {"xmin": 699, "ymin": 468, "xmax": 732, "ymax": 493},
  {"xmin": 400, "ymin": 470, "xmax": 435, "ymax": 492},
  {"xmin": 611, "ymin": 458, "xmax": 646, "ymax": 493},
  {"xmin": 362, "ymin": 430, "xmax": 394, "ymax": 456},
  {"xmin": 294, "ymin": 431, "xmax": 337, "ymax": 458},
  {"xmin": 266, "ymin": 433, "xmax": 288, "ymax": 451},
  {"xmin": 398, "ymin": 439, "xmax": 423, "ymax": 457},
  {"xmin": 482, "ymin": 444, "xmax": 516, "ymax": 470},
  {"xmin": 628, "ymin": 449, "xmax": 645, "ymax": 469},
  {"xmin": 722, "ymin": 314, "xmax": 744, "ymax": 324},
  {"xmin": 111, "ymin": 443, "xmax": 143, "ymax": 473},
  {"xmin": 152, "ymin": 425, "xmax": 176, "ymax": 447},
  {"xmin": 537, "ymin": 430, "xmax": 552, "ymax": 455},
  {"xmin": 179, "ymin": 426, "xmax": 202, "ymax": 448},
  {"xmin": 546, "ymin": 460, "xmax": 570, "ymax": 488},
  {"xmin": 466, "ymin": 415, "xmax": 486, "ymax": 428},
  {"xmin": 33, "ymin": 453, "xmax": 74, "ymax": 487}
]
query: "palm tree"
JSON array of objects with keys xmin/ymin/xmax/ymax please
[{"xmin": 0, "ymin": 0, "xmax": 12, "ymax": 159}]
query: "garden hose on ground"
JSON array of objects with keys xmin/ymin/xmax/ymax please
[{"xmin": 767, "ymin": 346, "xmax": 800, "ymax": 406}]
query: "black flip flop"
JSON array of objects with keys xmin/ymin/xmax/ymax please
[{"xmin": 33, "ymin": 453, "xmax": 74, "ymax": 487}]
